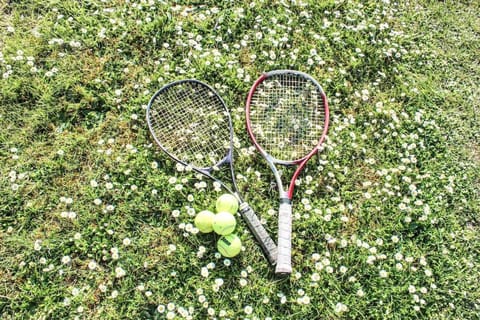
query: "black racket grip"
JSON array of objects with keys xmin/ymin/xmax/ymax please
[{"xmin": 239, "ymin": 202, "xmax": 278, "ymax": 266}]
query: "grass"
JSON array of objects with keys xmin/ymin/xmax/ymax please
[{"xmin": 1, "ymin": 0, "xmax": 479, "ymax": 319}]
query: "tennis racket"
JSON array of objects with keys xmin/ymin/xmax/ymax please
[
  {"xmin": 246, "ymin": 70, "xmax": 329, "ymax": 275},
  {"xmin": 146, "ymin": 79, "xmax": 277, "ymax": 266}
]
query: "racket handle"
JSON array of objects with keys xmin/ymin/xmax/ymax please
[
  {"xmin": 275, "ymin": 200, "xmax": 292, "ymax": 275},
  {"xmin": 239, "ymin": 202, "xmax": 278, "ymax": 266}
]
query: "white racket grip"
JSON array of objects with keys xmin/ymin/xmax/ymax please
[
  {"xmin": 275, "ymin": 201, "xmax": 293, "ymax": 275},
  {"xmin": 239, "ymin": 202, "xmax": 278, "ymax": 266}
]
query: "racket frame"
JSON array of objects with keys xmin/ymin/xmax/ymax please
[
  {"xmin": 246, "ymin": 70, "xmax": 330, "ymax": 275},
  {"xmin": 147, "ymin": 79, "xmax": 278, "ymax": 266}
]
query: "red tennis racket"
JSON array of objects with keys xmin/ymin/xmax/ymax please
[{"xmin": 246, "ymin": 70, "xmax": 329, "ymax": 275}]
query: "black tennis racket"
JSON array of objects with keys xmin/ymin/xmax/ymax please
[{"xmin": 146, "ymin": 79, "xmax": 277, "ymax": 266}]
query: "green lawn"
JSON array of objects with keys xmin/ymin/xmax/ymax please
[{"xmin": 1, "ymin": 1, "xmax": 479, "ymax": 319}]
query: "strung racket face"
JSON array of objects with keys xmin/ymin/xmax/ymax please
[
  {"xmin": 247, "ymin": 71, "xmax": 328, "ymax": 165},
  {"xmin": 147, "ymin": 80, "xmax": 232, "ymax": 171}
]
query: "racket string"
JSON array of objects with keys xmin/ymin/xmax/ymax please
[
  {"xmin": 250, "ymin": 73, "xmax": 326, "ymax": 161},
  {"xmin": 148, "ymin": 81, "xmax": 231, "ymax": 168}
]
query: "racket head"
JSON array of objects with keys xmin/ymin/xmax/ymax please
[
  {"xmin": 246, "ymin": 70, "xmax": 329, "ymax": 166},
  {"xmin": 146, "ymin": 80, "xmax": 233, "ymax": 172}
]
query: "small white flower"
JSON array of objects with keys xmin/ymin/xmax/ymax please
[
  {"xmin": 115, "ymin": 266, "xmax": 126, "ymax": 278},
  {"xmin": 123, "ymin": 238, "xmax": 131, "ymax": 246},
  {"xmin": 379, "ymin": 270, "xmax": 388, "ymax": 278},
  {"xmin": 33, "ymin": 240, "xmax": 42, "ymax": 251},
  {"xmin": 244, "ymin": 305, "xmax": 253, "ymax": 315},
  {"xmin": 88, "ymin": 260, "xmax": 97, "ymax": 270},
  {"xmin": 419, "ymin": 257, "xmax": 427, "ymax": 266},
  {"xmin": 71, "ymin": 287, "xmax": 80, "ymax": 296},
  {"xmin": 334, "ymin": 302, "xmax": 348, "ymax": 313}
]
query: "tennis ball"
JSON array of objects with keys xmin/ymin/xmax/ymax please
[
  {"xmin": 217, "ymin": 234, "xmax": 242, "ymax": 258},
  {"xmin": 194, "ymin": 210, "xmax": 215, "ymax": 233},
  {"xmin": 212, "ymin": 211, "xmax": 236, "ymax": 235},
  {"xmin": 215, "ymin": 194, "xmax": 239, "ymax": 214}
]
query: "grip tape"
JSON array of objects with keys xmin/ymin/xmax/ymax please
[
  {"xmin": 239, "ymin": 203, "xmax": 278, "ymax": 266},
  {"xmin": 275, "ymin": 201, "xmax": 292, "ymax": 275}
]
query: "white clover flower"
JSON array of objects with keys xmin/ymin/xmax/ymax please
[
  {"xmin": 115, "ymin": 266, "xmax": 126, "ymax": 278},
  {"xmin": 379, "ymin": 270, "xmax": 388, "ymax": 278},
  {"xmin": 334, "ymin": 302, "xmax": 348, "ymax": 313},
  {"xmin": 71, "ymin": 287, "xmax": 80, "ymax": 296},
  {"xmin": 419, "ymin": 257, "xmax": 427, "ymax": 266},
  {"xmin": 244, "ymin": 305, "xmax": 253, "ymax": 315},
  {"xmin": 33, "ymin": 240, "xmax": 42, "ymax": 251},
  {"xmin": 88, "ymin": 260, "xmax": 97, "ymax": 270},
  {"xmin": 157, "ymin": 305, "xmax": 165, "ymax": 313}
]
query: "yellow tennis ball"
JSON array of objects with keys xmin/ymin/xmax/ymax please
[
  {"xmin": 194, "ymin": 210, "xmax": 215, "ymax": 233},
  {"xmin": 215, "ymin": 194, "xmax": 239, "ymax": 214},
  {"xmin": 212, "ymin": 211, "xmax": 236, "ymax": 235},
  {"xmin": 217, "ymin": 234, "xmax": 242, "ymax": 258}
]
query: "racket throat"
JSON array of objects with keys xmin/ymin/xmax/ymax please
[{"xmin": 279, "ymin": 191, "xmax": 291, "ymax": 203}]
